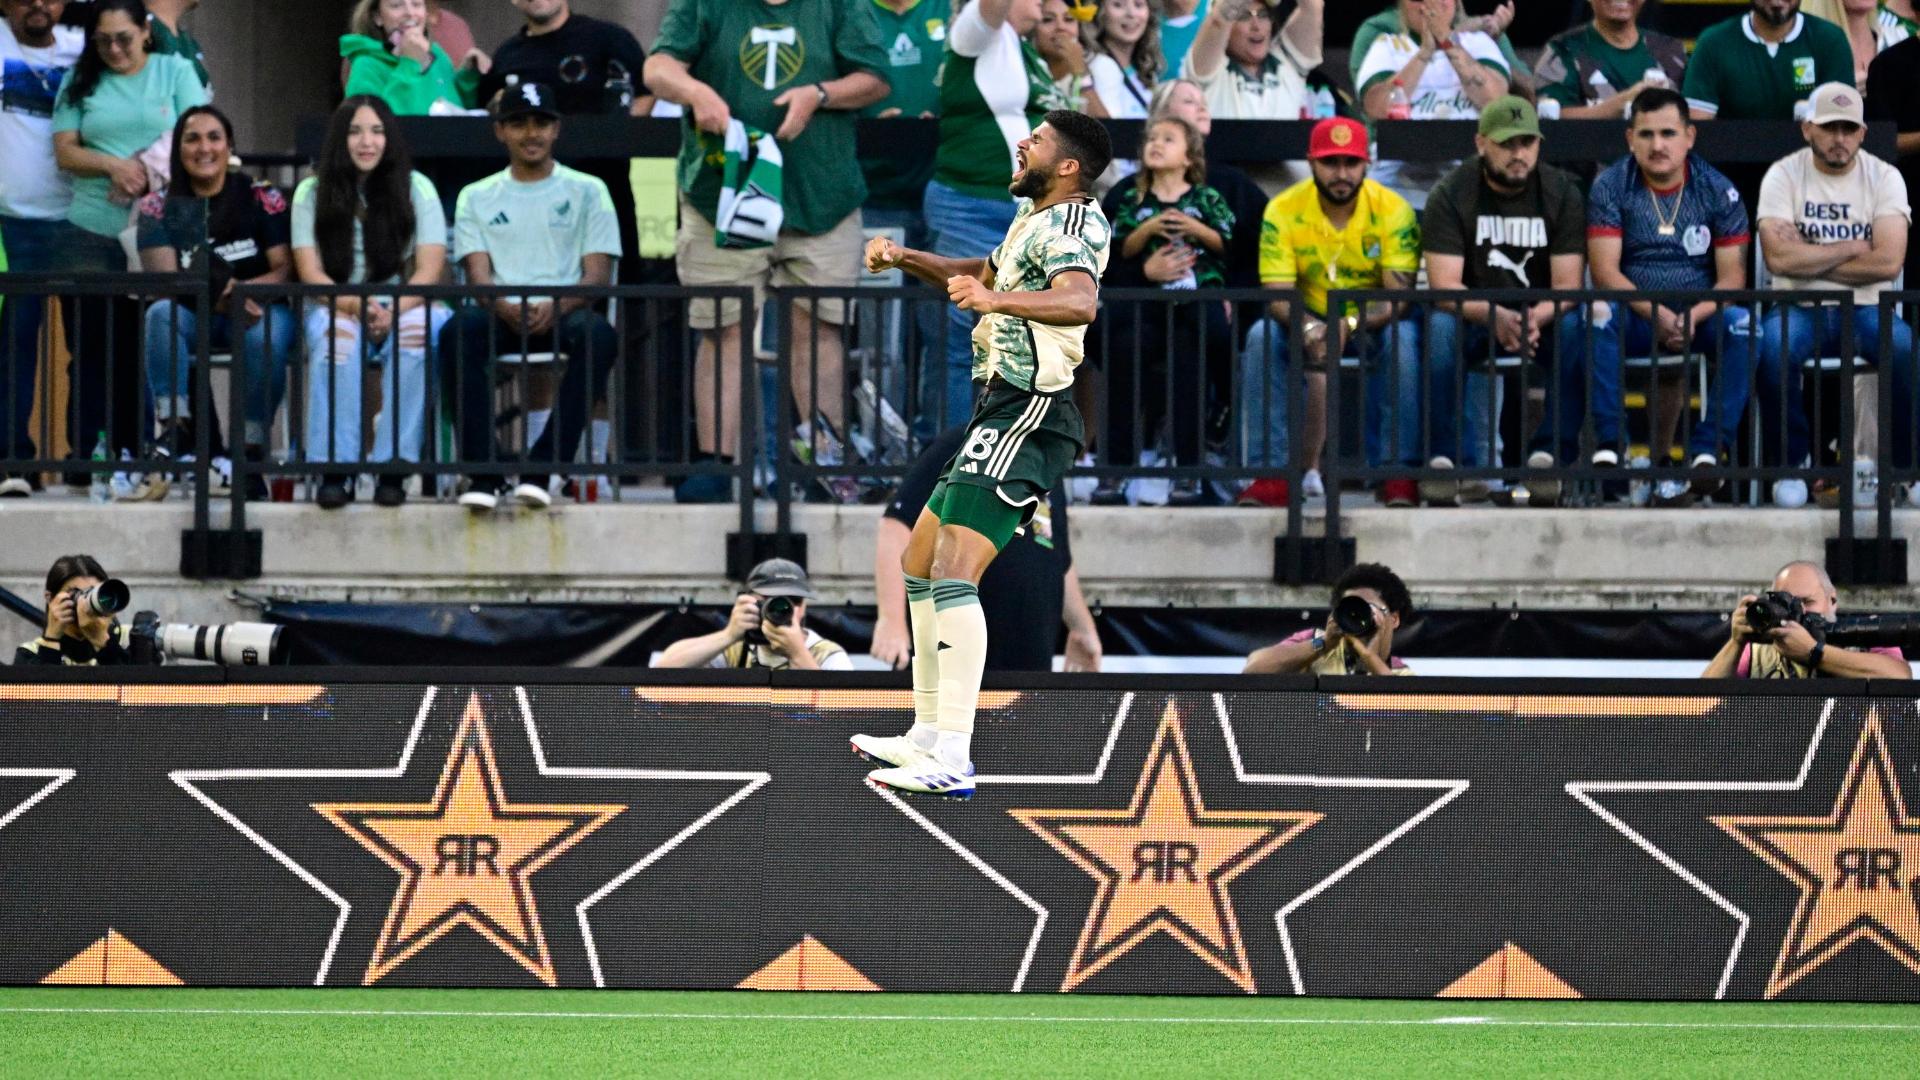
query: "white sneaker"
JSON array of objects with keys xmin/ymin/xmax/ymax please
[
  {"xmin": 1525, "ymin": 450, "xmax": 1560, "ymax": 506},
  {"xmin": 1908, "ymin": 481, "xmax": 1920, "ymax": 509},
  {"xmin": 1590, "ymin": 448, "xmax": 1620, "ymax": 468},
  {"xmin": 512, "ymin": 482, "xmax": 553, "ymax": 509},
  {"xmin": 1772, "ymin": 478, "xmax": 1809, "ymax": 509},
  {"xmin": 0, "ymin": 476, "xmax": 28, "ymax": 498},
  {"xmin": 458, "ymin": 487, "xmax": 500, "ymax": 511},
  {"xmin": 867, "ymin": 757, "xmax": 975, "ymax": 800},
  {"xmin": 850, "ymin": 732, "xmax": 931, "ymax": 769},
  {"xmin": 1419, "ymin": 456, "xmax": 1458, "ymax": 507},
  {"xmin": 1301, "ymin": 468, "xmax": 1325, "ymax": 500}
]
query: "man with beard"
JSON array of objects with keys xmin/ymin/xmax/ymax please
[
  {"xmin": 851, "ymin": 112, "xmax": 1112, "ymax": 800},
  {"xmin": 1753, "ymin": 83, "xmax": 1912, "ymax": 508},
  {"xmin": 1237, "ymin": 115, "xmax": 1422, "ymax": 509},
  {"xmin": 1421, "ymin": 97, "xmax": 1588, "ymax": 506},
  {"xmin": 1684, "ymin": 0, "xmax": 1853, "ymax": 121},
  {"xmin": 1583, "ymin": 86, "xmax": 1753, "ymax": 508}
]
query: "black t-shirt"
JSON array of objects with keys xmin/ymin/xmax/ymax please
[
  {"xmin": 1421, "ymin": 157, "xmax": 1585, "ymax": 293},
  {"xmin": 1867, "ymin": 40, "xmax": 1920, "ymax": 262},
  {"xmin": 885, "ymin": 427, "xmax": 1073, "ymax": 672},
  {"xmin": 135, "ymin": 175, "xmax": 291, "ymax": 309},
  {"xmin": 476, "ymin": 14, "xmax": 649, "ymax": 115},
  {"xmin": 1206, "ymin": 158, "xmax": 1270, "ymax": 289}
]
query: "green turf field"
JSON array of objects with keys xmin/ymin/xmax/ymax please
[{"xmin": 2, "ymin": 987, "xmax": 1917, "ymax": 1078}]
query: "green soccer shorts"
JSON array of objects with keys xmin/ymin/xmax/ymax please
[{"xmin": 925, "ymin": 380, "xmax": 1084, "ymax": 551}]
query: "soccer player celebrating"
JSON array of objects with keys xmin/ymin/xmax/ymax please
[{"xmin": 853, "ymin": 111, "xmax": 1113, "ymax": 800}]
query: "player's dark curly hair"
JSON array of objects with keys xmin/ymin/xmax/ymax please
[
  {"xmin": 1043, "ymin": 109, "xmax": 1113, "ymax": 192},
  {"xmin": 1332, "ymin": 563, "xmax": 1412, "ymax": 620}
]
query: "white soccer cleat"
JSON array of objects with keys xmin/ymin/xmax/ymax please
[
  {"xmin": 867, "ymin": 757, "xmax": 976, "ymax": 800},
  {"xmin": 850, "ymin": 732, "xmax": 931, "ymax": 769}
]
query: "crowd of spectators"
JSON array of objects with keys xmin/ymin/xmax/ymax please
[{"xmin": 0, "ymin": 0, "xmax": 1917, "ymax": 514}]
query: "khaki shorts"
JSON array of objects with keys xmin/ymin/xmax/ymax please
[{"xmin": 675, "ymin": 195, "xmax": 858, "ymax": 329}]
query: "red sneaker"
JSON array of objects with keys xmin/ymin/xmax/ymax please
[
  {"xmin": 1236, "ymin": 477, "xmax": 1290, "ymax": 507},
  {"xmin": 1379, "ymin": 477, "xmax": 1418, "ymax": 507}
]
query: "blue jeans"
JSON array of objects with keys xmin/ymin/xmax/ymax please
[
  {"xmin": 1423, "ymin": 308, "xmax": 1590, "ymax": 464},
  {"xmin": 921, "ymin": 180, "xmax": 1016, "ymax": 430},
  {"xmin": 304, "ymin": 302, "xmax": 452, "ymax": 464},
  {"xmin": 1236, "ymin": 314, "xmax": 1438, "ymax": 470},
  {"xmin": 1585, "ymin": 302, "xmax": 1755, "ymax": 460},
  {"xmin": 861, "ymin": 203, "xmax": 936, "ymax": 436},
  {"xmin": 144, "ymin": 299, "xmax": 294, "ymax": 446},
  {"xmin": 1756, "ymin": 305, "xmax": 1916, "ymax": 468},
  {"xmin": 0, "ymin": 215, "xmax": 78, "ymax": 458}
]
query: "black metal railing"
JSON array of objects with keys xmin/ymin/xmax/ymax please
[{"xmin": 6, "ymin": 273, "xmax": 1919, "ymax": 584}]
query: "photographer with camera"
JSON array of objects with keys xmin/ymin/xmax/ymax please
[
  {"xmin": 1243, "ymin": 562, "xmax": 1414, "ymax": 676},
  {"xmin": 655, "ymin": 559, "xmax": 854, "ymax": 672},
  {"xmin": 14, "ymin": 555, "xmax": 134, "ymax": 666},
  {"xmin": 1703, "ymin": 561, "xmax": 1912, "ymax": 680}
]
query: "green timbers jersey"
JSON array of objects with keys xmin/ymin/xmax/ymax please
[
  {"xmin": 974, "ymin": 196, "xmax": 1111, "ymax": 393},
  {"xmin": 1682, "ymin": 11, "xmax": 1854, "ymax": 120},
  {"xmin": 653, "ymin": 0, "xmax": 888, "ymax": 235},
  {"xmin": 1535, "ymin": 24, "xmax": 1689, "ymax": 109},
  {"xmin": 861, "ymin": 0, "xmax": 947, "ymax": 210},
  {"xmin": 148, "ymin": 17, "xmax": 210, "ymax": 88},
  {"xmin": 933, "ymin": 4, "xmax": 1066, "ymax": 200}
]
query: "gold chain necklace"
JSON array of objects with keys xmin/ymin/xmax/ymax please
[{"xmin": 1647, "ymin": 182, "xmax": 1685, "ymax": 238}]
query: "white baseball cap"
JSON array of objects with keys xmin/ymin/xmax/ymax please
[{"xmin": 1806, "ymin": 83, "xmax": 1864, "ymax": 127}]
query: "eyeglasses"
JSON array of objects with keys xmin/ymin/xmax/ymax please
[{"xmin": 93, "ymin": 30, "xmax": 139, "ymax": 51}]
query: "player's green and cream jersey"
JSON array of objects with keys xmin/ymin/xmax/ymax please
[{"xmin": 973, "ymin": 195, "xmax": 1110, "ymax": 393}]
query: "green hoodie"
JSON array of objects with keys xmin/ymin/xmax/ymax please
[{"xmin": 340, "ymin": 34, "xmax": 481, "ymax": 116}]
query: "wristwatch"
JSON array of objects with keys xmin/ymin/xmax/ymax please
[
  {"xmin": 1310, "ymin": 634, "xmax": 1327, "ymax": 652},
  {"xmin": 815, "ymin": 83, "xmax": 830, "ymax": 108},
  {"xmin": 1808, "ymin": 642, "xmax": 1826, "ymax": 671}
]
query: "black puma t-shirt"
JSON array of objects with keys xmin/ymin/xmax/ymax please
[{"xmin": 1421, "ymin": 157, "xmax": 1586, "ymax": 292}]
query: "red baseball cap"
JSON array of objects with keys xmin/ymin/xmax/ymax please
[{"xmin": 1308, "ymin": 117, "xmax": 1370, "ymax": 161}]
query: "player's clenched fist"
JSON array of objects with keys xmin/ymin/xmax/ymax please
[
  {"xmin": 947, "ymin": 275, "xmax": 995, "ymax": 314},
  {"xmin": 864, "ymin": 235, "xmax": 905, "ymax": 274}
]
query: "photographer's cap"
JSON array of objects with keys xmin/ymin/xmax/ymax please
[
  {"xmin": 1807, "ymin": 82, "xmax": 1864, "ymax": 127},
  {"xmin": 1478, "ymin": 96, "xmax": 1541, "ymax": 143},
  {"xmin": 747, "ymin": 558, "xmax": 814, "ymax": 598},
  {"xmin": 496, "ymin": 81, "xmax": 562, "ymax": 121}
]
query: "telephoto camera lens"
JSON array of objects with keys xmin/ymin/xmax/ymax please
[
  {"xmin": 1333, "ymin": 594, "xmax": 1377, "ymax": 639},
  {"xmin": 76, "ymin": 579, "xmax": 130, "ymax": 617}
]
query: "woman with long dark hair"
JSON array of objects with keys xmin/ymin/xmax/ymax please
[
  {"xmin": 14, "ymin": 554, "xmax": 132, "ymax": 665},
  {"xmin": 292, "ymin": 93, "xmax": 449, "ymax": 508},
  {"xmin": 50, "ymin": 0, "xmax": 205, "ymax": 467},
  {"xmin": 138, "ymin": 104, "xmax": 295, "ymax": 497}
]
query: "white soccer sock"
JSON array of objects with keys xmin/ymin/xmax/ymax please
[
  {"xmin": 931, "ymin": 579, "xmax": 985, "ymax": 767},
  {"xmin": 905, "ymin": 574, "xmax": 939, "ymax": 749}
]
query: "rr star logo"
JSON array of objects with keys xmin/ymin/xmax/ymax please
[
  {"xmin": 315, "ymin": 697, "xmax": 622, "ymax": 986},
  {"xmin": 1714, "ymin": 716, "xmax": 1920, "ymax": 998},
  {"xmin": 1010, "ymin": 707, "xmax": 1319, "ymax": 992}
]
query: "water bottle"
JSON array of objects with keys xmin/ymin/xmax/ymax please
[
  {"xmin": 1386, "ymin": 80, "xmax": 1411, "ymax": 121},
  {"xmin": 1627, "ymin": 454, "xmax": 1652, "ymax": 508},
  {"xmin": 88, "ymin": 431, "xmax": 110, "ymax": 504}
]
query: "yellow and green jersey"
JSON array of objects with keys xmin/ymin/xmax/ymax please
[{"xmin": 1257, "ymin": 177, "xmax": 1419, "ymax": 321}]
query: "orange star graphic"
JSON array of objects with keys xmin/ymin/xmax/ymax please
[
  {"xmin": 314, "ymin": 695, "xmax": 623, "ymax": 986},
  {"xmin": 1714, "ymin": 715, "xmax": 1920, "ymax": 998},
  {"xmin": 1010, "ymin": 704, "xmax": 1320, "ymax": 992}
]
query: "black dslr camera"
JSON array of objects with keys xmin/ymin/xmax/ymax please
[
  {"xmin": 744, "ymin": 594, "xmax": 798, "ymax": 646},
  {"xmin": 1746, "ymin": 591, "xmax": 1835, "ymax": 642},
  {"xmin": 1333, "ymin": 594, "xmax": 1378, "ymax": 639}
]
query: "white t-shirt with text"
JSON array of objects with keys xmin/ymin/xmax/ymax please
[
  {"xmin": 1757, "ymin": 147, "xmax": 1911, "ymax": 303},
  {"xmin": 0, "ymin": 23, "xmax": 83, "ymax": 220},
  {"xmin": 1355, "ymin": 30, "xmax": 1508, "ymax": 208}
]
